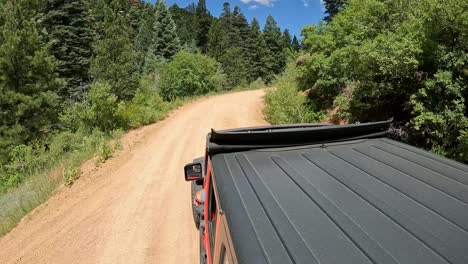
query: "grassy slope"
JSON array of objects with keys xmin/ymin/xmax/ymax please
[
  {"xmin": 0, "ymin": 88, "xmax": 263, "ymax": 237},
  {"xmin": 0, "ymin": 101, "xmax": 185, "ymax": 237}
]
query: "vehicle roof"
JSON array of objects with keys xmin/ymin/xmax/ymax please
[{"xmin": 211, "ymin": 137, "xmax": 468, "ymax": 264}]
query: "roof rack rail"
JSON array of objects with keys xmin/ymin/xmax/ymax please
[{"xmin": 207, "ymin": 119, "xmax": 393, "ymax": 154}]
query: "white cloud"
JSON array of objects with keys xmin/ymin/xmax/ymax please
[
  {"xmin": 248, "ymin": 5, "xmax": 259, "ymax": 10},
  {"xmin": 300, "ymin": 0, "xmax": 324, "ymax": 7},
  {"xmin": 240, "ymin": 0, "xmax": 276, "ymax": 7}
]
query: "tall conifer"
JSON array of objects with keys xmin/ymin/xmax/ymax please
[
  {"xmin": 263, "ymin": 15, "xmax": 286, "ymax": 81},
  {"xmin": 0, "ymin": 0, "xmax": 62, "ymax": 159},
  {"xmin": 90, "ymin": 4, "xmax": 139, "ymax": 100},
  {"xmin": 248, "ymin": 18, "xmax": 269, "ymax": 82},
  {"xmin": 152, "ymin": 0, "xmax": 180, "ymax": 60},
  {"xmin": 195, "ymin": 0, "xmax": 212, "ymax": 52},
  {"xmin": 207, "ymin": 20, "xmax": 227, "ymax": 60},
  {"xmin": 292, "ymin": 35, "xmax": 301, "ymax": 51},
  {"xmin": 43, "ymin": 0, "xmax": 93, "ymax": 101},
  {"xmin": 169, "ymin": 3, "xmax": 197, "ymax": 47},
  {"xmin": 282, "ymin": 29, "xmax": 292, "ymax": 49}
]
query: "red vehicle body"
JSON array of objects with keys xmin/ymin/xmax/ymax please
[
  {"xmin": 186, "ymin": 156, "xmax": 236, "ymax": 264},
  {"xmin": 185, "ymin": 121, "xmax": 468, "ymax": 264},
  {"xmin": 201, "ymin": 159, "xmax": 227, "ymax": 264}
]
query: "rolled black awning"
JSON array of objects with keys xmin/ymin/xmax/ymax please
[{"xmin": 207, "ymin": 119, "xmax": 393, "ymax": 154}]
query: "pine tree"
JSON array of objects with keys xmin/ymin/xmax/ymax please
[
  {"xmin": 207, "ymin": 19, "xmax": 227, "ymax": 60},
  {"xmin": 323, "ymin": 0, "xmax": 347, "ymax": 22},
  {"xmin": 90, "ymin": 4, "xmax": 139, "ymax": 100},
  {"xmin": 221, "ymin": 48, "xmax": 248, "ymax": 89},
  {"xmin": 292, "ymin": 35, "xmax": 301, "ymax": 51},
  {"xmin": 228, "ymin": 5, "xmax": 247, "ymax": 48},
  {"xmin": 42, "ymin": 0, "xmax": 93, "ymax": 102},
  {"xmin": 248, "ymin": 17, "xmax": 269, "ymax": 82},
  {"xmin": 232, "ymin": 6, "xmax": 249, "ymax": 45},
  {"xmin": 128, "ymin": 1, "xmax": 144, "ymax": 38},
  {"xmin": 282, "ymin": 29, "xmax": 292, "ymax": 49},
  {"xmin": 250, "ymin": 18, "xmax": 261, "ymax": 34},
  {"xmin": 220, "ymin": 2, "xmax": 231, "ymax": 21},
  {"xmin": 220, "ymin": 6, "xmax": 252, "ymax": 87},
  {"xmin": 0, "ymin": 1, "xmax": 6, "ymax": 34},
  {"xmin": 195, "ymin": 0, "xmax": 212, "ymax": 52},
  {"xmin": 232, "ymin": 9, "xmax": 252, "ymax": 82},
  {"xmin": 152, "ymin": 0, "xmax": 180, "ymax": 60},
  {"xmin": 186, "ymin": 2, "xmax": 196, "ymax": 13},
  {"xmin": 89, "ymin": 0, "xmax": 130, "ymax": 19},
  {"xmin": 219, "ymin": 2, "xmax": 240, "ymax": 48},
  {"xmin": 0, "ymin": 0, "xmax": 62, "ymax": 159},
  {"xmin": 169, "ymin": 3, "xmax": 197, "ymax": 47},
  {"xmin": 134, "ymin": 2, "xmax": 156, "ymax": 74},
  {"xmin": 263, "ymin": 15, "xmax": 286, "ymax": 82}
]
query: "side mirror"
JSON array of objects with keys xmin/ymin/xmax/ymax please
[{"xmin": 185, "ymin": 162, "xmax": 203, "ymax": 181}]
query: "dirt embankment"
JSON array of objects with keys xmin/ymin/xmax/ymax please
[{"xmin": 0, "ymin": 90, "xmax": 268, "ymax": 264}]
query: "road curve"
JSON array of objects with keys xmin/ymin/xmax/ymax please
[{"xmin": 0, "ymin": 90, "xmax": 268, "ymax": 264}]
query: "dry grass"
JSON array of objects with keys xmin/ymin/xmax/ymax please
[{"xmin": 0, "ymin": 173, "xmax": 59, "ymax": 236}]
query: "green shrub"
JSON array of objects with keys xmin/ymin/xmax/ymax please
[
  {"xmin": 97, "ymin": 140, "xmax": 113, "ymax": 163},
  {"xmin": 332, "ymin": 94, "xmax": 352, "ymax": 122},
  {"xmin": 47, "ymin": 130, "xmax": 86, "ymax": 160},
  {"xmin": 265, "ymin": 63, "xmax": 325, "ymax": 125},
  {"xmin": 220, "ymin": 48, "xmax": 248, "ymax": 89},
  {"xmin": 458, "ymin": 131, "xmax": 468, "ymax": 163},
  {"xmin": 83, "ymin": 82, "xmax": 124, "ymax": 132},
  {"xmin": 299, "ymin": 7, "xmax": 422, "ymax": 119},
  {"xmin": 0, "ymin": 128, "xmax": 111, "ymax": 192},
  {"xmin": 409, "ymin": 71, "xmax": 468, "ymax": 162},
  {"xmin": 234, "ymin": 78, "xmax": 267, "ymax": 91},
  {"xmin": 295, "ymin": 0, "xmax": 467, "ymax": 162},
  {"xmin": 63, "ymin": 164, "xmax": 80, "ymax": 186},
  {"xmin": 59, "ymin": 104, "xmax": 88, "ymax": 133},
  {"xmin": 1, "ymin": 144, "xmax": 45, "ymax": 190},
  {"xmin": 117, "ymin": 87, "xmax": 172, "ymax": 128},
  {"xmin": 159, "ymin": 51, "xmax": 226, "ymax": 101},
  {"xmin": 59, "ymin": 82, "xmax": 124, "ymax": 133},
  {"xmin": 249, "ymin": 78, "xmax": 266, "ymax": 90}
]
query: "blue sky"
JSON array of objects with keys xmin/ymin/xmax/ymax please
[{"xmin": 156, "ymin": 0, "xmax": 326, "ymax": 38}]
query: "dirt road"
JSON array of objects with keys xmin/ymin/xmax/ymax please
[{"xmin": 0, "ymin": 90, "xmax": 268, "ymax": 264}]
